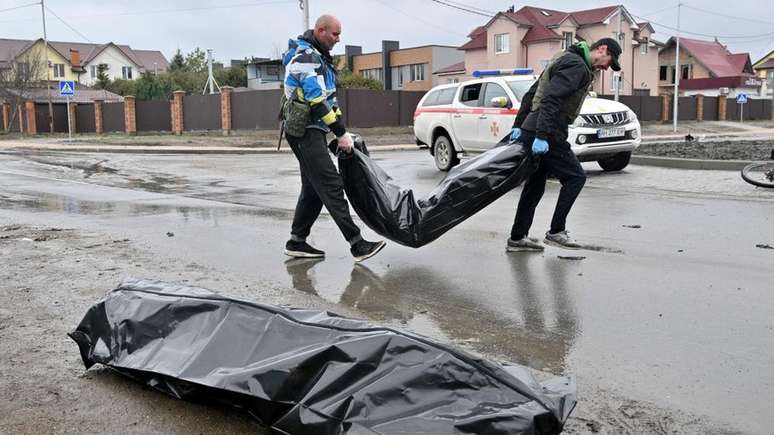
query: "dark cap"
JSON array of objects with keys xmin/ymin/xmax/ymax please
[{"xmin": 594, "ymin": 37, "xmax": 622, "ymax": 71}]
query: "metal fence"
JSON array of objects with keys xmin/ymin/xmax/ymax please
[
  {"xmin": 183, "ymin": 94, "xmax": 221, "ymax": 131},
  {"xmin": 727, "ymin": 98, "xmax": 771, "ymax": 121},
  {"xmin": 102, "ymin": 102, "xmax": 125, "ymax": 132},
  {"xmin": 13, "ymin": 90, "xmax": 773, "ymax": 136},
  {"xmin": 76, "ymin": 104, "xmax": 96, "ymax": 133},
  {"xmin": 136, "ymin": 100, "xmax": 171, "ymax": 132},
  {"xmin": 703, "ymin": 96, "xmax": 719, "ymax": 120},
  {"xmin": 232, "ymin": 89, "xmax": 282, "ymax": 130}
]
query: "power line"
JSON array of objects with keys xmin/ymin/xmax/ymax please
[
  {"xmin": 371, "ymin": 0, "xmax": 468, "ymax": 38},
  {"xmin": 682, "ymin": 3, "xmax": 774, "ymax": 26},
  {"xmin": 436, "ymin": 0, "xmax": 497, "ymax": 16},
  {"xmin": 45, "ymin": 6, "xmax": 93, "ymax": 44},
  {"xmin": 635, "ymin": 5, "xmax": 678, "ymax": 18},
  {"xmin": 631, "ymin": 13, "xmax": 774, "ymax": 40},
  {"xmin": 0, "ymin": 0, "xmax": 294, "ymax": 23},
  {"xmin": 426, "ymin": 0, "xmax": 494, "ymax": 18},
  {"xmin": 0, "ymin": 2, "xmax": 38, "ymax": 13}
]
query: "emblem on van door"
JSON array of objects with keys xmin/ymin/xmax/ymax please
[{"xmin": 490, "ymin": 121, "xmax": 500, "ymax": 136}]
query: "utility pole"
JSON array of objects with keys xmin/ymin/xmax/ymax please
[
  {"xmin": 202, "ymin": 49, "xmax": 220, "ymax": 95},
  {"xmin": 614, "ymin": 5, "xmax": 622, "ymax": 102},
  {"xmin": 300, "ymin": 0, "xmax": 309, "ymax": 31},
  {"xmin": 673, "ymin": 2, "xmax": 681, "ymax": 133},
  {"xmin": 40, "ymin": 0, "xmax": 53, "ymax": 133}
]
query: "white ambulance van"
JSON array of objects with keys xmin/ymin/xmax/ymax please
[{"xmin": 413, "ymin": 69, "xmax": 641, "ymax": 171}]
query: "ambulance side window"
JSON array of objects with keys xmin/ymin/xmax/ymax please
[
  {"xmin": 436, "ymin": 88, "xmax": 456, "ymax": 105},
  {"xmin": 459, "ymin": 83, "xmax": 483, "ymax": 107}
]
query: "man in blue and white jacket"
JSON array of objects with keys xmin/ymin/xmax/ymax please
[{"xmin": 281, "ymin": 14, "xmax": 385, "ymax": 262}]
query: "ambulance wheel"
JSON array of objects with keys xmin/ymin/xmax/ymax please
[
  {"xmin": 434, "ymin": 135, "xmax": 458, "ymax": 171},
  {"xmin": 597, "ymin": 151, "xmax": 631, "ymax": 172}
]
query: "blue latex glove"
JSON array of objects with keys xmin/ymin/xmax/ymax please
[
  {"xmin": 531, "ymin": 138, "xmax": 549, "ymax": 155},
  {"xmin": 509, "ymin": 127, "xmax": 521, "ymax": 142}
]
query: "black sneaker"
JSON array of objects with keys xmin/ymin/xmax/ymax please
[
  {"xmin": 284, "ymin": 240, "xmax": 325, "ymax": 258},
  {"xmin": 350, "ymin": 240, "xmax": 386, "ymax": 263},
  {"xmin": 506, "ymin": 236, "xmax": 544, "ymax": 252}
]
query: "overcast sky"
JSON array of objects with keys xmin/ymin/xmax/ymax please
[{"xmin": 3, "ymin": 0, "xmax": 774, "ymax": 64}]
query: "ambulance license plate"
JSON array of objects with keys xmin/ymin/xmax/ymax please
[{"xmin": 598, "ymin": 127, "xmax": 625, "ymax": 138}]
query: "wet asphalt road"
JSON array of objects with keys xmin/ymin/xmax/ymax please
[{"xmin": 1, "ymin": 148, "xmax": 773, "ymax": 434}]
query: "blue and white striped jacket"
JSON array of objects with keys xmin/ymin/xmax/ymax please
[{"xmin": 282, "ymin": 30, "xmax": 343, "ymax": 132}]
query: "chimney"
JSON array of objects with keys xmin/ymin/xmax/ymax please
[{"xmin": 70, "ymin": 49, "xmax": 81, "ymax": 67}]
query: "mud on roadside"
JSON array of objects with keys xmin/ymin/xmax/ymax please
[{"xmin": 636, "ymin": 140, "xmax": 774, "ymax": 161}]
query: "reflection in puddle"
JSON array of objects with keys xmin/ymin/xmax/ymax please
[{"xmin": 283, "ymin": 257, "xmax": 581, "ymax": 373}]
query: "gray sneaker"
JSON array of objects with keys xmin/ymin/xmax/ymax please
[
  {"xmin": 506, "ymin": 236, "xmax": 544, "ymax": 252},
  {"xmin": 544, "ymin": 231, "xmax": 582, "ymax": 249}
]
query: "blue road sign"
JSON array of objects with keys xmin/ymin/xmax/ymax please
[
  {"xmin": 59, "ymin": 80, "xmax": 75, "ymax": 97},
  {"xmin": 736, "ymin": 93, "xmax": 748, "ymax": 104}
]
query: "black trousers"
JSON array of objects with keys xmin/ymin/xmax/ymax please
[
  {"xmin": 511, "ymin": 131, "xmax": 586, "ymax": 239},
  {"xmin": 287, "ymin": 128, "xmax": 361, "ymax": 244}
]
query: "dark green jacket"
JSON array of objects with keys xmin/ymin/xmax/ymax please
[{"xmin": 513, "ymin": 43, "xmax": 594, "ymax": 142}]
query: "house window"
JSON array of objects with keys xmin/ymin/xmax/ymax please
[
  {"xmin": 768, "ymin": 71, "xmax": 774, "ymax": 79},
  {"xmin": 392, "ymin": 65, "xmax": 410, "ymax": 89},
  {"xmin": 17, "ymin": 62, "xmax": 30, "ymax": 79},
  {"xmin": 362, "ymin": 68, "xmax": 383, "ymax": 82},
  {"xmin": 52, "ymin": 63, "xmax": 65, "ymax": 78},
  {"xmin": 410, "ymin": 64, "xmax": 426, "ymax": 82},
  {"xmin": 681, "ymin": 64, "xmax": 690, "ymax": 80},
  {"xmin": 659, "ymin": 65, "xmax": 667, "ymax": 81},
  {"xmin": 90, "ymin": 65, "xmax": 97, "ymax": 78},
  {"xmin": 640, "ymin": 37, "xmax": 649, "ymax": 54},
  {"xmin": 449, "ymin": 78, "xmax": 459, "ymax": 83},
  {"xmin": 561, "ymin": 32, "xmax": 574, "ymax": 50},
  {"xmin": 122, "ymin": 66, "xmax": 133, "ymax": 80},
  {"xmin": 495, "ymin": 33, "xmax": 510, "ymax": 54}
]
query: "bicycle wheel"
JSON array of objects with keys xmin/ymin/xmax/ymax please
[{"xmin": 741, "ymin": 162, "xmax": 774, "ymax": 188}]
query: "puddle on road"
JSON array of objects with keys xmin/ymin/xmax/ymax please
[{"xmin": 0, "ymin": 190, "xmax": 294, "ymax": 221}]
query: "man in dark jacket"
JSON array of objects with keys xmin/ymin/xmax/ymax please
[
  {"xmin": 506, "ymin": 38, "xmax": 621, "ymax": 251},
  {"xmin": 281, "ymin": 14, "xmax": 385, "ymax": 262}
]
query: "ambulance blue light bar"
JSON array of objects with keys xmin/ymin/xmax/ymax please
[{"xmin": 472, "ymin": 68, "xmax": 534, "ymax": 78}]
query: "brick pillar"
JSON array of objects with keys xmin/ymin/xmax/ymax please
[
  {"xmin": 220, "ymin": 86, "xmax": 233, "ymax": 136},
  {"xmin": 2, "ymin": 102, "xmax": 11, "ymax": 132},
  {"xmin": 25, "ymin": 101, "xmax": 36, "ymax": 135},
  {"xmin": 68, "ymin": 102, "xmax": 77, "ymax": 134},
  {"xmin": 93, "ymin": 99, "xmax": 104, "ymax": 134},
  {"xmin": 171, "ymin": 90, "xmax": 185, "ymax": 135},
  {"xmin": 18, "ymin": 105, "xmax": 24, "ymax": 132},
  {"xmin": 696, "ymin": 94, "xmax": 704, "ymax": 121},
  {"xmin": 661, "ymin": 94, "xmax": 670, "ymax": 122},
  {"xmin": 124, "ymin": 95, "xmax": 136, "ymax": 135},
  {"xmin": 718, "ymin": 95, "xmax": 727, "ymax": 121}
]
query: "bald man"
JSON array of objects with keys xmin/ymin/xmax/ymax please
[{"xmin": 281, "ymin": 15, "xmax": 386, "ymax": 263}]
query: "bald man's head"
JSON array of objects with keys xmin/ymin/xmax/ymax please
[{"xmin": 313, "ymin": 14, "xmax": 341, "ymax": 51}]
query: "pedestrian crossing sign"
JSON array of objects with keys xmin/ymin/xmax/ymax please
[{"xmin": 59, "ymin": 80, "xmax": 75, "ymax": 97}]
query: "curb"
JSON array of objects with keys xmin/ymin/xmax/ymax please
[
  {"xmin": 631, "ymin": 155, "xmax": 752, "ymax": 171},
  {"xmin": 0, "ymin": 143, "xmax": 421, "ymax": 155}
]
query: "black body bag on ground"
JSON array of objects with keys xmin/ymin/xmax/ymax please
[
  {"xmin": 70, "ymin": 279, "xmax": 576, "ymax": 434},
  {"xmin": 331, "ymin": 136, "xmax": 537, "ymax": 248}
]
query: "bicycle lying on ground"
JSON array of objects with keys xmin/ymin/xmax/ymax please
[{"xmin": 741, "ymin": 150, "xmax": 774, "ymax": 188}]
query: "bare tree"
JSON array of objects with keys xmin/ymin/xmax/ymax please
[{"xmin": 0, "ymin": 52, "xmax": 44, "ymax": 133}]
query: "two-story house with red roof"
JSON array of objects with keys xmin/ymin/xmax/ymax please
[{"xmin": 437, "ymin": 5, "xmax": 662, "ymax": 96}]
